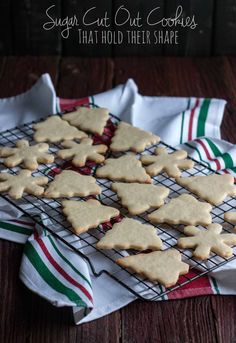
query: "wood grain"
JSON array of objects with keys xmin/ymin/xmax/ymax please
[
  {"xmin": 57, "ymin": 57, "xmax": 114, "ymax": 98},
  {"xmin": 122, "ymin": 298, "xmax": 218, "ymax": 343},
  {"xmin": 0, "ymin": 56, "xmax": 59, "ymax": 97}
]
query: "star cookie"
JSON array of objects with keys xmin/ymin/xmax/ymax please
[
  {"xmin": 44, "ymin": 170, "xmax": 101, "ymax": 198},
  {"xmin": 111, "ymin": 182, "xmax": 169, "ymax": 215},
  {"xmin": 141, "ymin": 147, "xmax": 194, "ymax": 177},
  {"xmin": 177, "ymin": 223, "xmax": 236, "ymax": 260},
  {"xmin": 176, "ymin": 174, "xmax": 236, "ymax": 205},
  {"xmin": 62, "ymin": 199, "xmax": 119, "ymax": 235},
  {"xmin": 0, "ymin": 140, "xmax": 54, "ymax": 170},
  {"xmin": 117, "ymin": 249, "xmax": 189, "ymax": 287},
  {"xmin": 96, "ymin": 155, "xmax": 152, "ymax": 184},
  {"xmin": 0, "ymin": 170, "xmax": 48, "ymax": 199},
  {"xmin": 97, "ymin": 218, "xmax": 163, "ymax": 251},
  {"xmin": 110, "ymin": 122, "xmax": 160, "ymax": 152},
  {"xmin": 57, "ymin": 138, "xmax": 107, "ymax": 167},
  {"xmin": 148, "ymin": 194, "xmax": 212, "ymax": 226},
  {"xmin": 62, "ymin": 107, "xmax": 109, "ymax": 135},
  {"xmin": 33, "ymin": 116, "xmax": 87, "ymax": 143}
]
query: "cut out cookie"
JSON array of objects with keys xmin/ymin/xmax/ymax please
[
  {"xmin": 62, "ymin": 107, "xmax": 109, "ymax": 135},
  {"xmin": 44, "ymin": 170, "xmax": 101, "ymax": 198},
  {"xmin": 33, "ymin": 116, "xmax": 87, "ymax": 143},
  {"xmin": 57, "ymin": 138, "xmax": 107, "ymax": 167},
  {"xmin": 111, "ymin": 182, "xmax": 169, "ymax": 215},
  {"xmin": 177, "ymin": 223, "xmax": 236, "ymax": 260},
  {"xmin": 148, "ymin": 194, "xmax": 212, "ymax": 226},
  {"xmin": 110, "ymin": 122, "xmax": 160, "ymax": 152},
  {"xmin": 0, "ymin": 170, "xmax": 48, "ymax": 199},
  {"xmin": 176, "ymin": 174, "xmax": 236, "ymax": 205},
  {"xmin": 117, "ymin": 249, "xmax": 189, "ymax": 287},
  {"xmin": 141, "ymin": 147, "xmax": 194, "ymax": 177},
  {"xmin": 0, "ymin": 140, "xmax": 54, "ymax": 170},
  {"xmin": 224, "ymin": 212, "xmax": 236, "ymax": 225},
  {"xmin": 97, "ymin": 218, "xmax": 163, "ymax": 251},
  {"xmin": 96, "ymin": 155, "xmax": 152, "ymax": 184},
  {"xmin": 224, "ymin": 212, "xmax": 236, "ymax": 232},
  {"xmin": 62, "ymin": 199, "xmax": 119, "ymax": 235}
]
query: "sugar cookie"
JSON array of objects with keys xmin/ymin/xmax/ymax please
[
  {"xmin": 62, "ymin": 199, "xmax": 119, "ymax": 235},
  {"xmin": 148, "ymin": 194, "xmax": 212, "ymax": 226},
  {"xmin": 111, "ymin": 182, "xmax": 169, "ymax": 215},
  {"xmin": 57, "ymin": 138, "xmax": 107, "ymax": 167},
  {"xmin": 0, "ymin": 170, "xmax": 48, "ymax": 199},
  {"xmin": 96, "ymin": 155, "xmax": 152, "ymax": 183},
  {"xmin": 97, "ymin": 218, "xmax": 163, "ymax": 251},
  {"xmin": 110, "ymin": 122, "xmax": 160, "ymax": 152},
  {"xmin": 176, "ymin": 174, "xmax": 236, "ymax": 205},
  {"xmin": 62, "ymin": 107, "xmax": 109, "ymax": 135},
  {"xmin": 33, "ymin": 116, "xmax": 87, "ymax": 142},
  {"xmin": 224, "ymin": 212, "xmax": 236, "ymax": 225},
  {"xmin": 0, "ymin": 140, "xmax": 54, "ymax": 170},
  {"xmin": 117, "ymin": 249, "xmax": 189, "ymax": 287},
  {"xmin": 44, "ymin": 170, "xmax": 101, "ymax": 198},
  {"xmin": 178, "ymin": 223, "xmax": 236, "ymax": 260},
  {"xmin": 141, "ymin": 147, "xmax": 194, "ymax": 177}
]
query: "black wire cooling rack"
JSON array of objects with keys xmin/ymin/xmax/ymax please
[{"xmin": 0, "ymin": 105, "xmax": 236, "ymax": 301}]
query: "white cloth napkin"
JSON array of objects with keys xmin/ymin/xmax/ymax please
[{"xmin": 0, "ymin": 74, "xmax": 236, "ymax": 325}]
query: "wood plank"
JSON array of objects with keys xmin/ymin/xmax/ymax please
[
  {"xmin": 223, "ymin": 57, "xmax": 236, "ymax": 144},
  {"xmin": 164, "ymin": 0, "xmax": 213, "ymax": 56},
  {"xmin": 80, "ymin": 312, "xmax": 120, "ymax": 343},
  {"xmin": 114, "ymin": 56, "xmax": 236, "ymax": 98},
  {"xmin": 0, "ymin": 56, "xmax": 59, "ymax": 97},
  {"xmin": 211, "ymin": 296, "xmax": 236, "ymax": 343},
  {"xmin": 122, "ymin": 298, "xmax": 218, "ymax": 343},
  {"xmin": 57, "ymin": 57, "xmax": 114, "ymax": 98},
  {"xmin": 214, "ymin": 0, "xmax": 236, "ymax": 55}
]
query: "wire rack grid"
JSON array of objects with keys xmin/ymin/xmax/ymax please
[{"xmin": 0, "ymin": 106, "xmax": 236, "ymax": 301}]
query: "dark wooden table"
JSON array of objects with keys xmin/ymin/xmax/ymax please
[{"xmin": 0, "ymin": 56, "xmax": 236, "ymax": 343}]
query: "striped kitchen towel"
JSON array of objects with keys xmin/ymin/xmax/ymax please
[{"xmin": 0, "ymin": 74, "xmax": 236, "ymax": 325}]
